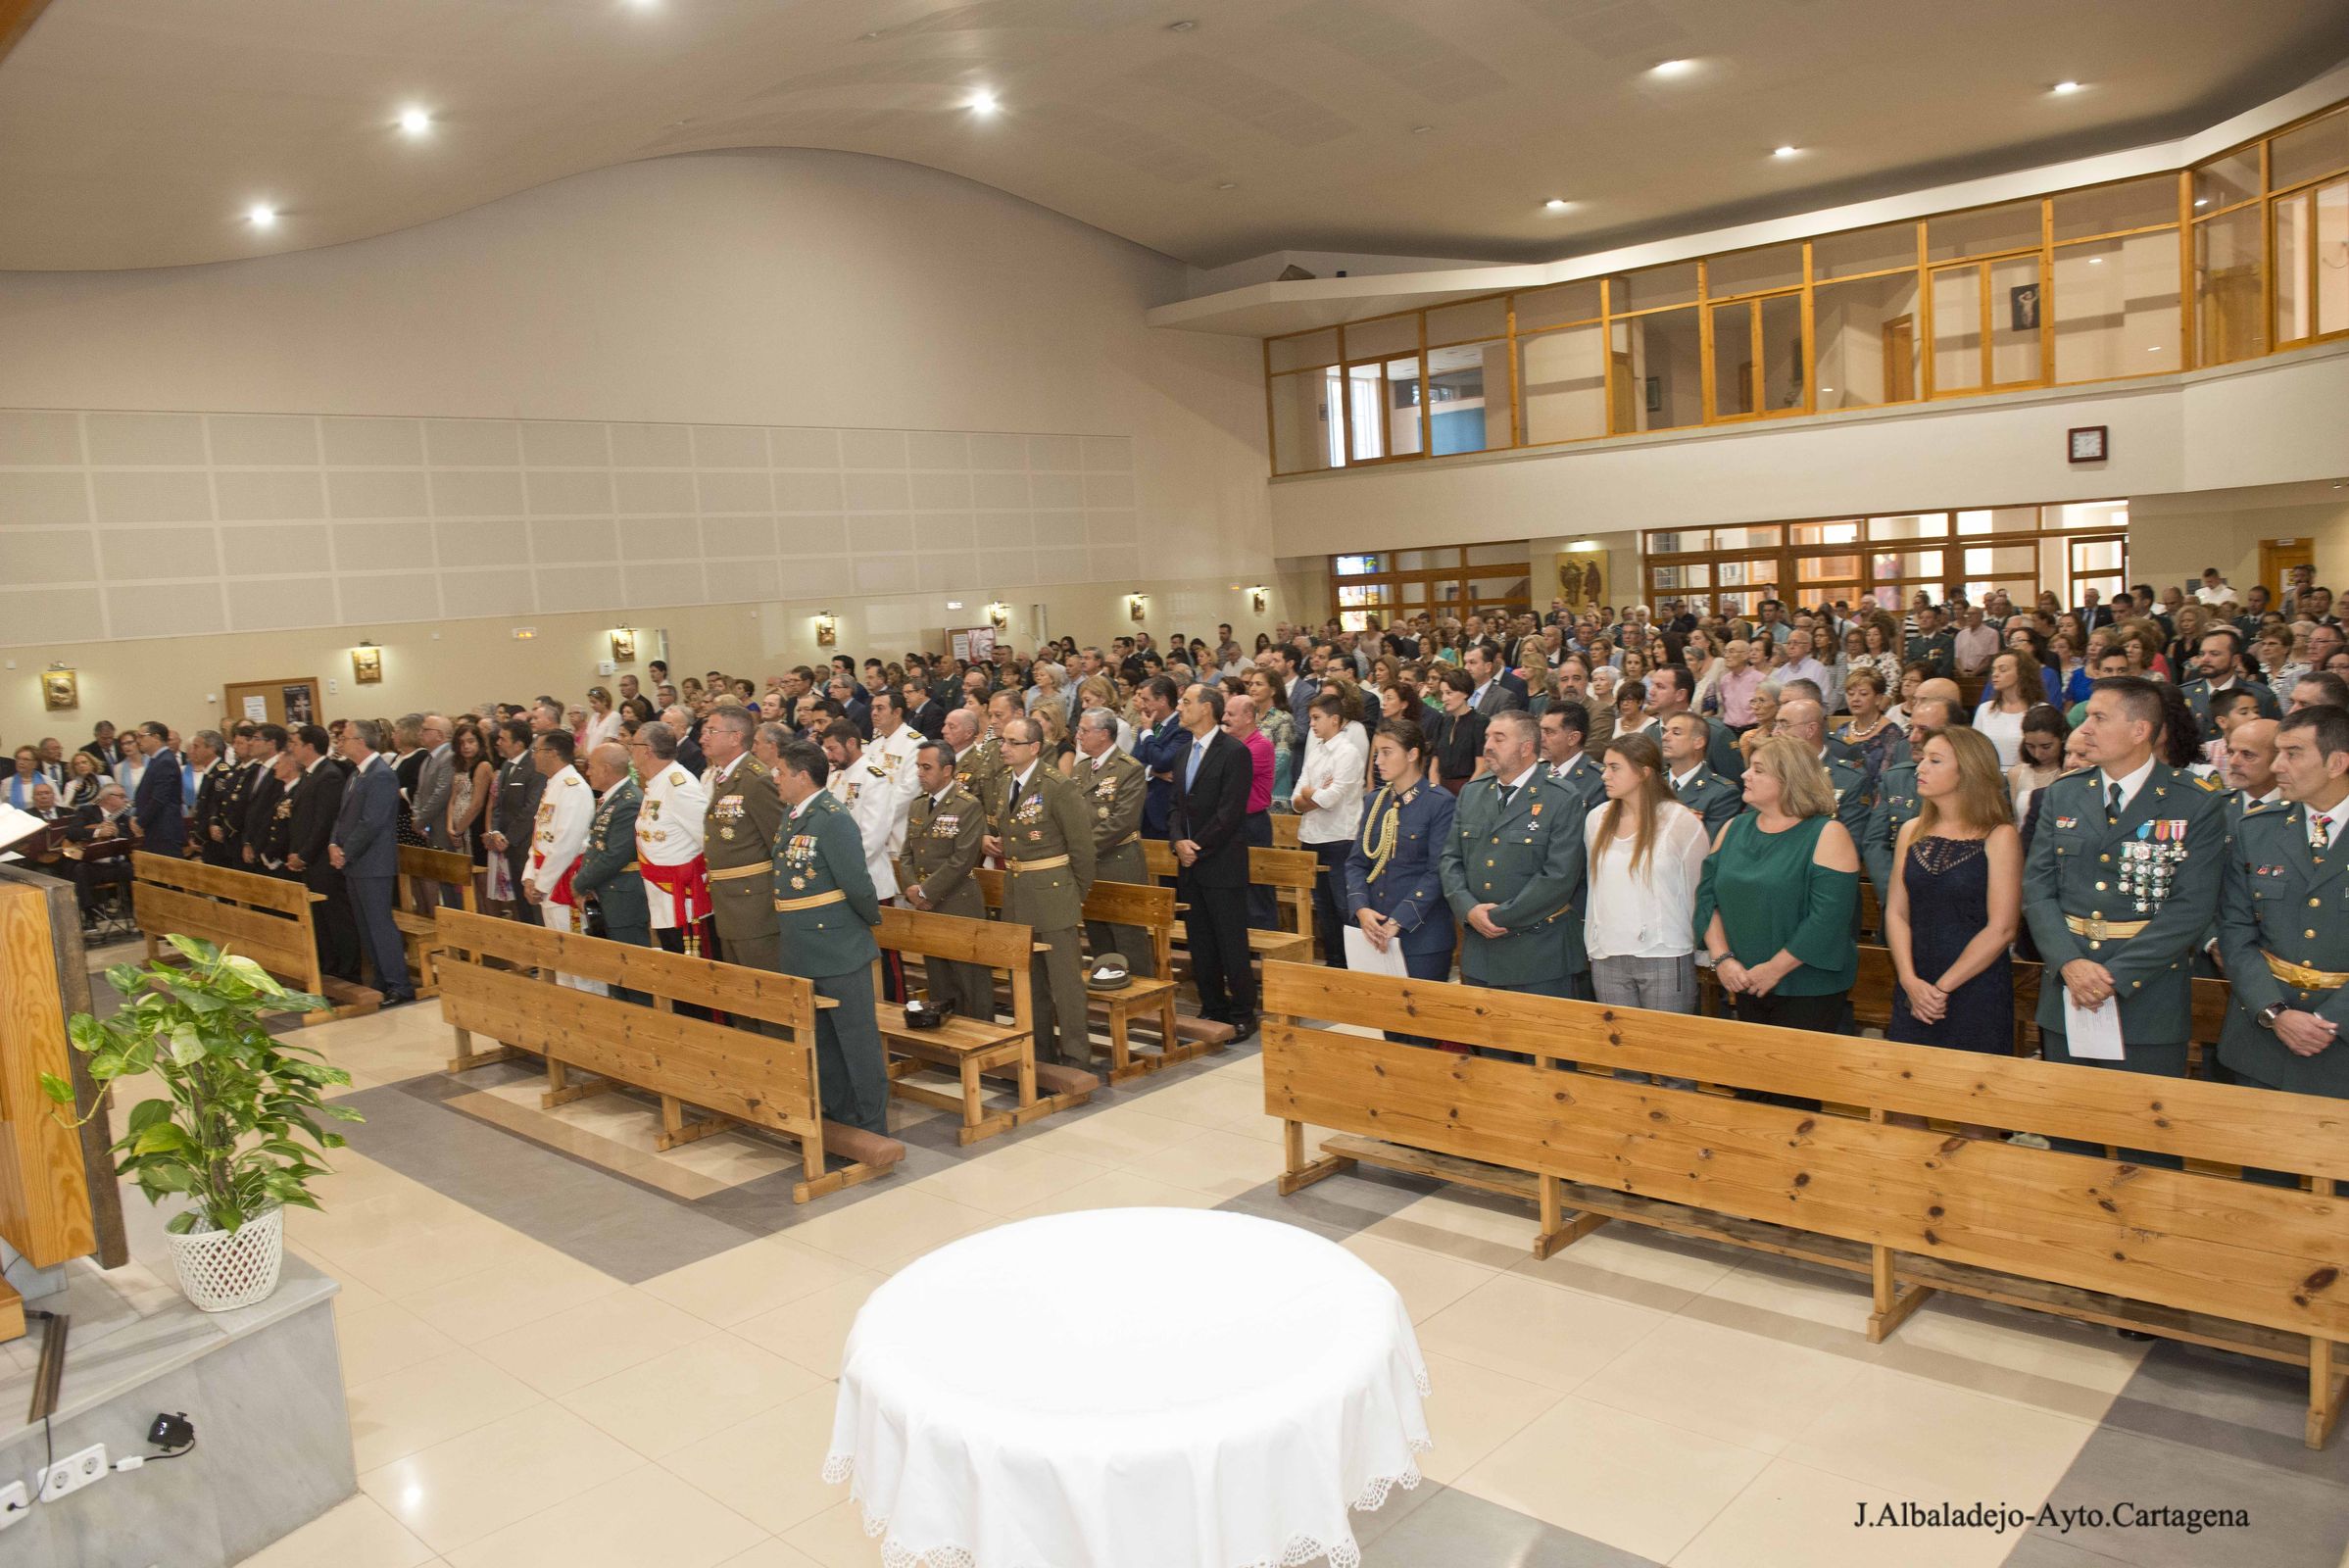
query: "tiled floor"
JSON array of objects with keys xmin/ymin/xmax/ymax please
[{"xmin": 112, "ymin": 970, "xmax": 2345, "ymax": 1568}]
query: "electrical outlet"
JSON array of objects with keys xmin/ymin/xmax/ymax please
[
  {"xmin": 36, "ymin": 1442, "xmax": 107, "ymax": 1501},
  {"xmin": 0, "ymin": 1479, "xmax": 26, "ymax": 1529}
]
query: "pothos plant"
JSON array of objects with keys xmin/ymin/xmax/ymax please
[{"xmin": 42, "ymin": 934, "xmax": 363, "ymax": 1236}]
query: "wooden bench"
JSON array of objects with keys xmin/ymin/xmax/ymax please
[
  {"xmin": 131, "ymin": 852, "xmax": 377, "ymax": 1024},
  {"xmin": 876, "ymin": 905, "xmax": 1096, "ymax": 1144},
  {"xmin": 432, "ymin": 908, "xmax": 901, "ymax": 1200},
  {"xmin": 393, "ymin": 844, "xmax": 477, "ymax": 999},
  {"xmin": 1142, "ymin": 840, "xmax": 1318, "ymax": 969},
  {"xmin": 1261, "ymin": 959, "xmax": 2349, "ymax": 1449},
  {"xmin": 972, "ymin": 869, "xmax": 1235, "ymax": 1083}
]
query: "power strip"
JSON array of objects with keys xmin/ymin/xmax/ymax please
[{"xmin": 36, "ymin": 1442, "xmax": 108, "ymax": 1502}]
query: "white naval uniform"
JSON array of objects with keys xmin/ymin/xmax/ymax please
[
  {"xmin": 827, "ymin": 756, "xmax": 901, "ymax": 901},
  {"xmin": 528, "ymin": 765, "xmax": 603, "ymax": 994},
  {"xmin": 865, "ymin": 720, "xmax": 924, "ymax": 857},
  {"xmin": 635, "ymin": 760, "xmax": 710, "ymax": 930}
]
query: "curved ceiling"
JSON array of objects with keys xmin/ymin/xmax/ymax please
[{"xmin": 3, "ymin": 0, "xmax": 2347, "ymax": 273}]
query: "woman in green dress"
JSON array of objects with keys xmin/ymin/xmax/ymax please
[{"xmin": 1694, "ymin": 734, "xmax": 1861, "ymax": 1036}]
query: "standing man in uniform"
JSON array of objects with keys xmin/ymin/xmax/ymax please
[
  {"xmin": 901, "ymin": 740, "xmax": 991, "ymax": 1020},
  {"xmin": 864, "ymin": 688, "xmax": 925, "ymax": 858},
  {"xmin": 771, "ymin": 739, "xmax": 891, "ymax": 1136},
  {"xmin": 524, "ymin": 730, "xmax": 602, "ymax": 996},
  {"xmin": 702, "ymin": 707, "xmax": 785, "ymax": 985},
  {"xmin": 1538, "ymin": 701, "xmax": 1606, "ymax": 820},
  {"xmin": 1660, "ymin": 713, "xmax": 1742, "ymax": 839},
  {"xmin": 1074, "ymin": 707, "xmax": 1151, "ymax": 978},
  {"xmin": 1440, "ymin": 710, "xmax": 1587, "ymax": 1006},
  {"xmin": 484, "ymin": 718, "xmax": 544, "ymax": 918},
  {"xmin": 943, "ymin": 709, "xmax": 1000, "ymax": 829},
  {"xmin": 574, "ymin": 742, "xmax": 650, "ymax": 952},
  {"xmin": 188, "ymin": 730, "xmax": 238, "ymax": 867},
  {"xmin": 632, "ymin": 720, "xmax": 710, "ymax": 961},
  {"xmin": 1862, "ymin": 697, "xmax": 1955, "ymax": 910},
  {"xmin": 2022, "ymin": 677, "xmax": 2227, "ymax": 1096},
  {"xmin": 986, "ymin": 716, "xmax": 1098, "ymax": 1069},
  {"xmin": 1775, "ymin": 698, "xmax": 1875, "ymax": 846},
  {"xmin": 239, "ymin": 725, "xmax": 290, "ymax": 870}
]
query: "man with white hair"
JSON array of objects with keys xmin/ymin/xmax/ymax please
[
  {"xmin": 632, "ymin": 720, "xmax": 710, "ymax": 958},
  {"xmin": 524, "ymin": 729, "xmax": 603, "ymax": 995}
]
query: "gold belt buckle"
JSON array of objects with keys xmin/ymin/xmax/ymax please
[{"xmin": 2084, "ymin": 914, "xmax": 2107, "ymax": 942}]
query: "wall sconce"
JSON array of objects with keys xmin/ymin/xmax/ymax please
[
  {"xmin": 1128, "ymin": 593, "xmax": 1148, "ymax": 622},
  {"xmin": 814, "ymin": 611, "xmax": 838, "ymax": 648},
  {"xmin": 610, "ymin": 628, "xmax": 638, "ymax": 662},
  {"xmin": 986, "ymin": 602, "xmax": 1010, "ymax": 630},
  {"xmin": 1248, "ymin": 585, "xmax": 1269, "ymax": 615},
  {"xmin": 350, "ymin": 643, "xmax": 383, "ymax": 685},
  {"xmin": 40, "ymin": 663, "xmax": 78, "ymax": 711}
]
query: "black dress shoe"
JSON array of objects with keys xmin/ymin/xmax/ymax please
[{"xmin": 1227, "ymin": 1015, "xmax": 1259, "ymax": 1039}]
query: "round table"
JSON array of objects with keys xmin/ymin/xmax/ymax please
[{"xmin": 823, "ymin": 1207, "xmax": 1432, "ymax": 1568}]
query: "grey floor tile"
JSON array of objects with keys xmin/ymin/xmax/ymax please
[
  {"xmin": 1356, "ymin": 1484, "xmax": 1659, "ymax": 1566},
  {"xmin": 2098, "ymin": 1342, "xmax": 2349, "ymax": 1487},
  {"xmin": 2031, "ymin": 1427, "xmax": 2349, "ymax": 1568},
  {"xmin": 2001, "ymin": 1533, "xmax": 2136, "ymax": 1567}
]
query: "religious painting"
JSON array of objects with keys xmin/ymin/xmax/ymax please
[
  {"xmin": 2009, "ymin": 282, "xmax": 2040, "ymax": 332},
  {"xmin": 611, "ymin": 629, "xmax": 638, "ymax": 663},
  {"xmin": 1552, "ymin": 553, "xmax": 1606, "ymax": 616},
  {"xmin": 41, "ymin": 669, "xmax": 77, "ymax": 711},
  {"xmin": 282, "ymin": 683, "xmax": 316, "ymax": 724},
  {"xmin": 351, "ymin": 646, "xmax": 383, "ymax": 685}
]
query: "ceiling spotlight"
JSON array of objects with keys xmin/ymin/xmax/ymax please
[
  {"xmin": 969, "ymin": 89, "xmax": 1000, "ymax": 115},
  {"xmin": 1410, "ymin": 123, "xmax": 1433, "ymax": 134},
  {"xmin": 859, "ymin": 28, "xmax": 884, "ymax": 39},
  {"xmin": 1166, "ymin": 19, "xmax": 1197, "ymax": 30},
  {"xmin": 2193, "ymin": 197, "xmax": 2209, "ymax": 208},
  {"xmin": 397, "ymin": 107, "xmax": 431, "ymax": 135},
  {"xmin": 247, "ymin": 205, "xmax": 277, "ymax": 228},
  {"xmin": 1543, "ymin": 198, "xmax": 1570, "ymax": 212},
  {"xmin": 1650, "ymin": 59, "xmax": 1696, "ymax": 76},
  {"xmin": 1772, "ymin": 145, "xmax": 1798, "ymax": 159},
  {"xmin": 2051, "ymin": 80, "xmax": 2082, "ymax": 95},
  {"xmin": 1216, "ymin": 181, "xmax": 1238, "ymax": 190}
]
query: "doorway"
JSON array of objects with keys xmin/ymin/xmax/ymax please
[
  {"xmin": 1883, "ymin": 315, "xmax": 1916, "ymax": 403},
  {"xmin": 2260, "ymin": 537, "xmax": 2316, "ymax": 599}
]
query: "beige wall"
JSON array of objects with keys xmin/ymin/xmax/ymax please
[{"xmin": 2128, "ymin": 490, "xmax": 2349, "ymax": 603}]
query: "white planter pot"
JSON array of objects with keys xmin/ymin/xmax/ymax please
[{"xmin": 167, "ymin": 1204, "xmax": 284, "ymax": 1312}]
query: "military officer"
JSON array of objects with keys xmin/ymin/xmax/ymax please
[
  {"xmin": 573, "ymin": 743, "xmax": 650, "ymax": 950},
  {"xmin": 249, "ymin": 750, "xmax": 301, "ymax": 874},
  {"xmin": 2022, "ymin": 676, "xmax": 2227, "ymax": 1085},
  {"xmin": 1641, "ymin": 667, "xmax": 1743, "ymax": 780},
  {"xmin": 2216, "ymin": 706, "xmax": 2349, "ymax": 1103},
  {"xmin": 1073, "ymin": 706, "xmax": 1153, "ymax": 980},
  {"xmin": 900, "ymin": 740, "xmax": 992, "ymax": 1020},
  {"xmin": 819, "ymin": 720, "xmax": 902, "ymax": 901},
  {"xmin": 943, "ymin": 708, "xmax": 1000, "ymax": 823},
  {"xmin": 1345, "ymin": 716, "xmax": 1457, "ymax": 1045},
  {"xmin": 985, "ymin": 715, "xmax": 1098, "ymax": 1068},
  {"xmin": 863, "ymin": 688, "xmax": 926, "ymax": 859},
  {"xmin": 1776, "ymin": 699, "xmax": 1874, "ymax": 846},
  {"xmin": 978, "ymin": 690, "xmax": 1024, "ymax": 832},
  {"xmin": 524, "ymin": 730, "xmax": 602, "ymax": 996},
  {"xmin": 1862, "ymin": 697, "xmax": 1957, "ymax": 907},
  {"xmin": 631, "ymin": 720, "xmax": 710, "ymax": 958},
  {"xmin": 219, "ymin": 722, "xmax": 263, "ymax": 864},
  {"xmin": 771, "ymin": 738, "xmax": 890, "ymax": 1136},
  {"xmin": 188, "ymin": 729, "xmax": 240, "ymax": 867},
  {"xmin": 2179, "ymin": 626, "xmax": 2280, "ymax": 743},
  {"xmin": 1660, "ymin": 713, "xmax": 1743, "ymax": 839},
  {"xmin": 701, "ymin": 708, "xmax": 786, "ymax": 983},
  {"xmin": 1537, "ymin": 701, "xmax": 1606, "ymax": 819},
  {"xmin": 1438, "ymin": 710, "xmax": 1586, "ymax": 1002}
]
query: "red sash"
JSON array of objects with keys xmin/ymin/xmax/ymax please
[
  {"xmin": 639, "ymin": 856, "xmax": 710, "ymax": 925},
  {"xmin": 531, "ymin": 850, "xmax": 582, "ymax": 907}
]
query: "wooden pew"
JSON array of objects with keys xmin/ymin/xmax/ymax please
[
  {"xmin": 1269, "ymin": 813, "xmax": 1308, "ymax": 932},
  {"xmin": 971, "ymin": 869, "xmax": 1235, "ymax": 1082},
  {"xmin": 875, "ymin": 905, "xmax": 1096, "ymax": 1144},
  {"xmin": 432, "ymin": 907, "xmax": 901, "ymax": 1201},
  {"xmin": 130, "ymin": 852, "xmax": 377, "ymax": 1024},
  {"xmin": 1142, "ymin": 840, "xmax": 1317, "ymax": 968},
  {"xmin": 1260, "ymin": 960, "xmax": 2349, "ymax": 1450},
  {"xmin": 1271, "ymin": 814, "xmax": 1300, "ymax": 851},
  {"xmin": 393, "ymin": 845, "xmax": 477, "ymax": 999}
]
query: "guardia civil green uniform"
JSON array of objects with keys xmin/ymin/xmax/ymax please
[
  {"xmin": 998, "ymin": 762, "xmax": 1098, "ymax": 1067},
  {"xmin": 1543, "ymin": 752, "xmax": 1606, "ymax": 819},
  {"xmin": 1862, "ymin": 760, "xmax": 1922, "ymax": 910},
  {"xmin": 1077, "ymin": 746, "xmax": 1153, "ymax": 980},
  {"xmin": 774, "ymin": 789, "xmax": 889, "ymax": 1135},
  {"xmin": 2021, "ymin": 760, "xmax": 2227, "ymax": 1076},
  {"xmin": 902, "ymin": 781, "xmax": 992, "ymax": 1022},
  {"xmin": 2180, "ymin": 674, "xmax": 2280, "ymax": 743},
  {"xmin": 573, "ymin": 775, "xmax": 650, "ymax": 948},
  {"xmin": 1819, "ymin": 748, "xmax": 1875, "ymax": 862},
  {"xmin": 1669, "ymin": 762, "xmax": 1744, "ymax": 840},
  {"xmin": 705, "ymin": 755, "xmax": 784, "ymax": 973},
  {"xmin": 2216, "ymin": 797, "xmax": 2349, "ymax": 1098},
  {"xmin": 1438, "ymin": 767, "xmax": 1586, "ymax": 995}
]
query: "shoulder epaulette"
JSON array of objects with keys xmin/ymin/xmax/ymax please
[
  {"xmin": 2192, "ymin": 772, "xmax": 2226, "ymax": 792},
  {"xmin": 2053, "ymin": 764, "xmax": 2094, "ymax": 781},
  {"xmin": 2242, "ymin": 796, "xmax": 2289, "ymax": 814}
]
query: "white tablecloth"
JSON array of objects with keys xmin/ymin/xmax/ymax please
[{"xmin": 824, "ymin": 1207, "xmax": 1432, "ymax": 1568}]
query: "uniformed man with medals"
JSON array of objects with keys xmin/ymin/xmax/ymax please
[
  {"xmin": 573, "ymin": 742, "xmax": 650, "ymax": 951},
  {"xmin": 632, "ymin": 719, "xmax": 710, "ymax": 958},
  {"xmin": 523, "ymin": 730, "xmax": 602, "ymax": 996},
  {"xmin": 1073, "ymin": 706, "xmax": 1153, "ymax": 980},
  {"xmin": 771, "ymin": 738, "xmax": 891, "ymax": 1135},
  {"xmin": 986, "ymin": 715, "xmax": 1097, "ymax": 1068},
  {"xmin": 900, "ymin": 739, "xmax": 991, "ymax": 1021},
  {"xmin": 701, "ymin": 708, "xmax": 785, "ymax": 990}
]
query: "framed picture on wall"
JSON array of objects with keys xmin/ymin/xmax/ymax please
[
  {"xmin": 611, "ymin": 629, "xmax": 637, "ymax": 663},
  {"xmin": 1644, "ymin": 376, "xmax": 1662, "ymax": 413},
  {"xmin": 41, "ymin": 669, "xmax": 77, "ymax": 710},
  {"xmin": 2010, "ymin": 282, "xmax": 2040, "ymax": 331},
  {"xmin": 351, "ymin": 646, "xmax": 382, "ymax": 685}
]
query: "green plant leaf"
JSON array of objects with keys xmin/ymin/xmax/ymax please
[
  {"xmin": 125, "ymin": 1098, "xmax": 174, "ymax": 1135},
  {"xmin": 39, "ymin": 1071, "xmax": 74, "ymax": 1106},
  {"xmin": 321, "ymin": 1104, "xmax": 366, "ymax": 1123},
  {"xmin": 165, "ymin": 933, "xmax": 218, "ymax": 965},
  {"xmin": 130, "ymin": 1121, "xmax": 193, "ymax": 1155},
  {"xmin": 165, "ymin": 1211, "xmax": 198, "ymax": 1235}
]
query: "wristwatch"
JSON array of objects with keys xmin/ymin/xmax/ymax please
[{"xmin": 2258, "ymin": 1003, "xmax": 2287, "ymax": 1030}]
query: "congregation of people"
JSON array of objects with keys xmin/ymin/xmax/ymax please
[{"xmin": 12, "ymin": 564, "xmax": 2349, "ymax": 1152}]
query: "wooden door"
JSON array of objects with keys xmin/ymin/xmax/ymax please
[
  {"xmin": 1883, "ymin": 315, "xmax": 1916, "ymax": 402},
  {"xmin": 1609, "ymin": 351, "xmax": 1637, "ymax": 433},
  {"xmin": 222, "ymin": 676, "xmax": 322, "ymax": 729},
  {"xmin": 2260, "ymin": 538, "xmax": 2316, "ymax": 597}
]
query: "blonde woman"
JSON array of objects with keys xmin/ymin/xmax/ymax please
[
  {"xmin": 1584, "ymin": 732, "xmax": 1710, "ymax": 1020},
  {"xmin": 1835, "ymin": 667, "xmax": 1896, "ymax": 779},
  {"xmin": 1695, "ymin": 735, "xmax": 1861, "ymax": 1033},
  {"xmin": 582, "ymin": 686, "xmax": 623, "ymax": 750}
]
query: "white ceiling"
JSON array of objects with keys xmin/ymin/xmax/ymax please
[{"xmin": 4, "ymin": 0, "xmax": 2347, "ymax": 274}]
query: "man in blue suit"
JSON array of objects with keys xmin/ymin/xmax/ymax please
[
  {"xmin": 1131, "ymin": 674, "xmax": 1189, "ymax": 841},
  {"xmin": 129, "ymin": 721, "xmax": 185, "ymax": 858},
  {"xmin": 328, "ymin": 718, "xmax": 414, "ymax": 1004}
]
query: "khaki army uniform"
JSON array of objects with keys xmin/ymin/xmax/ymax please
[
  {"xmin": 705, "ymin": 754, "xmax": 785, "ymax": 974},
  {"xmin": 902, "ymin": 782, "xmax": 992, "ymax": 1021},
  {"xmin": 957, "ymin": 737, "xmax": 1004, "ymax": 830},
  {"xmin": 998, "ymin": 763, "xmax": 1098, "ymax": 1067},
  {"xmin": 1076, "ymin": 746, "xmax": 1153, "ymax": 980}
]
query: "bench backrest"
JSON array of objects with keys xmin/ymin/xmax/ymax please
[
  {"xmin": 973, "ymin": 869, "xmax": 1175, "ymax": 981},
  {"xmin": 1260, "ymin": 959, "xmax": 2349, "ymax": 1344},
  {"xmin": 399, "ymin": 845, "xmax": 477, "ymax": 906},
  {"xmin": 132, "ymin": 852, "xmax": 320, "ymax": 991}
]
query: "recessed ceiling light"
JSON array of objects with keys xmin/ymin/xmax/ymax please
[
  {"xmin": 1216, "ymin": 181, "xmax": 1237, "ymax": 190},
  {"xmin": 2193, "ymin": 197, "xmax": 2209, "ymax": 207},
  {"xmin": 1166, "ymin": 19, "xmax": 1197, "ymax": 31},
  {"xmin": 2087, "ymin": 256, "xmax": 2101, "ymax": 265},
  {"xmin": 396, "ymin": 107, "xmax": 431, "ymax": 135},
  {"xmin": 1772, "ymin": 145, "xmax": 1799, "ymax": 159},
  {"xmin": 247, "ymin": 205, "xmax": 277, "ymax": 228},
  {"xmin": 1410, "ymin": 124, "xmax": 1433, "ymax": 134},
  {"xmin": 1650, "ymin": 59, "xmax": 1696, "ymax": 76},
  {"xmin": 1543, "ymin": 199, "xmax": 1570, "ymax": 212},
  {"xmin": 858, "ymin": 28, "xmax": 884, "ymax": 39},
  {"xmin": 969, "ymin": 89, "xmax": 1000, "ymax": 116},
  {"xmin": 2051, "ymin": 80, "xmax": 2082, "ymax": 95}
]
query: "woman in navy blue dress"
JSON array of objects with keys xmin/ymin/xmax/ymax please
[{"xmin": 1343, "ymin": 716, "xmax": 1457, "ymax": 1045}]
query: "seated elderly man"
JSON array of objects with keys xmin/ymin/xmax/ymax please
[{"xmin": 61, "ymin": 781, "xmax": 138, "ymax": 921}]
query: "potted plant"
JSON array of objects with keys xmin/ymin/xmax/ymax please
[{"xmin": 42, "ymin": 934, "xmax": 363, "ymax": 1312}]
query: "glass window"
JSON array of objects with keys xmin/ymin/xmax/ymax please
[
  {"xmin": 1791, "ymin": 520, "xmax": 1863, "ymax": 546},
  {"xmin": 1705, "ymin": 243, "xmax": 1803, "ymax": 297},
  {"xmin": 1269, "ymin": 370, "xmax": 1339, "ymax": 473},
  {"xmin": 1988, "ymin": 254, "xmax": 2043, "ymax": 385},
  {"xmin": 2053, "ymin": 175, "xmax": 2179, "ymax": 241},
  {"xmin": 1813, "ymin": 222, "xmax": 1919, "ymax": 280},
  {"xmin": 1346, "ymin": 364, "xmax": 1385, "ymax": 462},
  {"xmin": 1610, "ymin": 309, "xmax": 1702, "ymax": 430},
  {"xmin": 2049, "ymin": 501, "xmax": 2129, "ymax": 531},
  {"xmin": 1518, "ymin": 323, "xmax": 1607, "ymax": 446},
  {"xmin": 2274, "ymin": 105, "xmax": 2349, "ymax": 191},
  {"xmin": 2276, "ymin": 178, "xmax": 2349, "ymax": 344},
  {"xmin": 1929, "ymin": 200, "xmax": 2042, "ymax": 261},
  {"xmin": 2195, "ymin": 206, "xmax": 2266, "ymax": 364},
  {"xmin": 1427, "ymin": 297, "xmax": 1509, "ymax": 346},
  {"xmin": 1797, "ymin": 553, "xmax": 1864, "ymax": 582},
  {"xmin": 1513, "ymin": 280, "xmax": 1602, "ymax": 331},
  {"xmin": 1647, "ymin": 530, "xmax": 1710, "ymax": 555},
  {"xmin": 1384, "ymin": 358, "xmax": 1425, "ymax": 458},
  {"xmin": 1707, "ymin": 300, "xmax": 1757, "ymax": 417},
  {"xmin": 1392, "ymin": 549, "xmax": 1459, "ymax": 570},
  {"xmin": 1712, "ymin": 525, "xmax": 1783, "ymax": 550},
  {"xmin": 1268, "ymin": 329, "xmax": 1339, "ymax": 374},
  {"xmin": 1812, "ymin": 270, "xmax": 1921, "ymax": 409},
  {"xmin": 1961, "ymin": 544, "xmax": 2036, "ymax": 576},
  {"xmin": 1876, "ymin": 549, "xmax": 1945, "ymax": 580},
  {"xmin": 1425, "ymin": 341, "xmax": 1509, "ymax": 455},
  {"xmin": 1334, "ymin": 555, "xmax": 1381, "ymax": 576},
  {"xmin": 2277, "ymin": 189, "xmax": 2311, "ymax": 342},
  {"xmin": 2192, "ymin": 146, "xmax": 2262, "ymax": 212},
  {"xmin": 1930, "ymin": 267, "xmax": 1983, "ymax": 391},
  {"xmin": 2322, "ymin": 180, "xmax": 2349, "ymax": 339},
  {"xmin": 1343, "ymin": 314, "xmax": 1418, "ymax": 361},
  {"xmin": 2053, "ymin": 231, "xmax": 2182, "ymax": 378},
  {"xmin": 1613, "ymin": 262, "xmax": 1700, "ymax": 313},
  {"xmin": 1336, "ymin": 584, "xmax": 1391, "ymax": 608},
  {"xmin": 1758, "ymin": 293, "xmax": 1803, "ymax": 414},
  {"xmin": 1870, "ymin": 514, "xmax": 1948, "ymax": 540},
  {"xmin": 1954, "ymin": 508, "xmax": 2037, "ymax": 534},
  {"xmin": 2072, "ymin": 537, "xmax": 2126, "ymax": 574}
]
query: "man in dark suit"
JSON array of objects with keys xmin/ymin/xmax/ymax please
[
  {"xmin": 329, "ymin": 718, "xmax": 413, "ymax": 1004},
  {"xmin": 1132, "ymin": 675, "xmax": 1188, "ymax": 841},
  {"xmin": 285, "ymin": 724, "xmax": 358, "ymax": 983},
  {"xmin": 902, "ymin": 680, "xmax": 947, "ymax": 742},
  {"xmin": 1170, "ymin": 682, "xmax": 1257, "ymax": 1036},
  {"xmin": 1463, "ymin": 643, "xmax": 1523, "ymax": 716},
  {"xmin": 129, "ymin": 721, "xmax": 185, "ymax": 858},
  {"xmin": 660, "ymin": 704, "xmax": 708, "ymax": 776},
  {"xmin": 483, "ymin": 717, "xmax": 544, "ymax": 916}
]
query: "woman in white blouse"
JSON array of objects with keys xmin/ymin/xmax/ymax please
[
  {"xmin": 1291, "ymin": 691, "xmax": 1369, "ymax": 967},
  {"xmin": 581, "ymin": 686, "xmax": 624, "ymax": 750},
  {"xmin": 1583, "ymin": 731, "xmax": 1710, "ymax": 1037}
]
